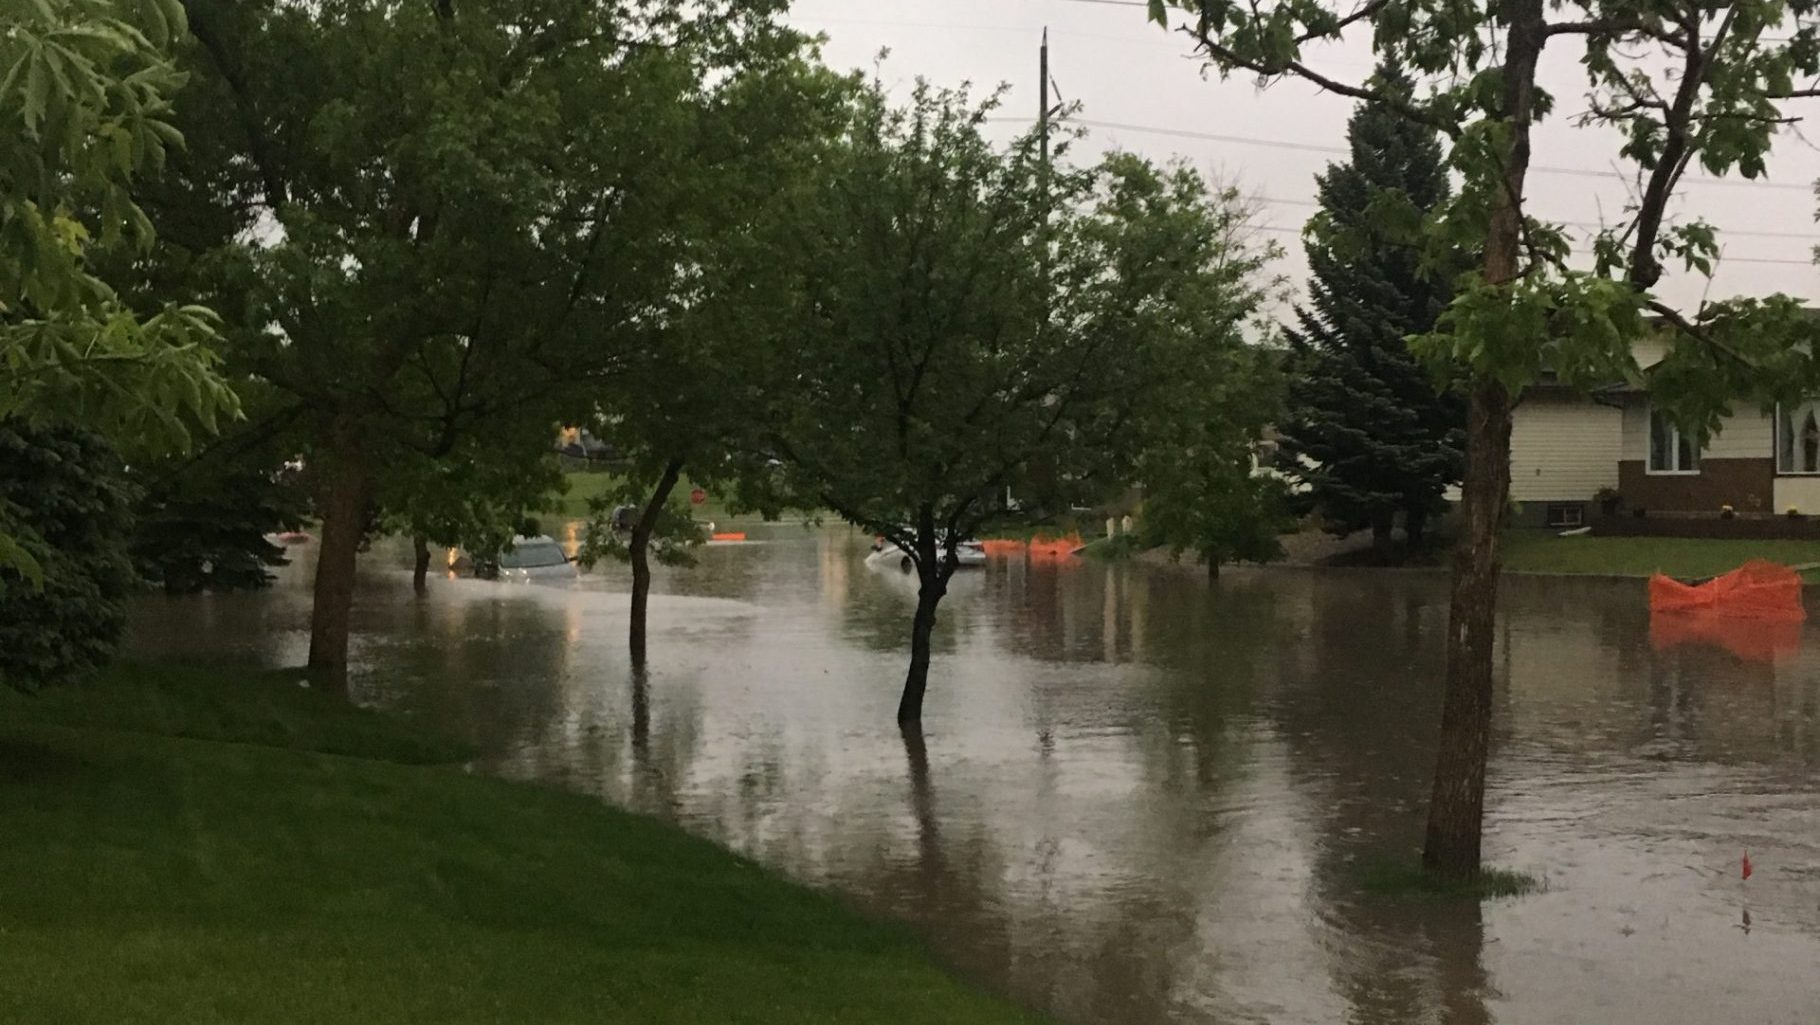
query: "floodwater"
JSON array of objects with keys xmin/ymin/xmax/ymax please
[{"xmin": 128, "ymin": 526, "xmax": 1820, "ymax": 1024}]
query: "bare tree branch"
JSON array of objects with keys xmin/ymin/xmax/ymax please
[
  {"xmin": 1645, "ymin": 297, "xmax": 1754, "ymax": 369},
  {"xmin": 1176, "ymin": 24, "xmax": 1457, "ymax": 136}
]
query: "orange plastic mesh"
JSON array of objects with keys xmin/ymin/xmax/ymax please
[
  {"xmin": 1027, "ymin": 533, "xmax": 1083, "ymax": 559},
  {"xmin": 1647, "ymin": 560, "xmax": 1806, "ymax": 621},
  {"xmin": 1649, "ymin": 611, "xmax": 1803, "ymax": 663},
  {"xmin": 980, "ymin": 539, "xmax": 1027, "ymax": 556}
]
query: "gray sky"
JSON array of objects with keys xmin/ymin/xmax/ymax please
[{"xmin": 786, "ymin": 0, "xmax": 1820, "ymax": 315}]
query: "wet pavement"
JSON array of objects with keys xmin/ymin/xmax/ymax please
[{"xmin": 128, "ymin": 526, "xmax": 1820, "ymax": 1024}]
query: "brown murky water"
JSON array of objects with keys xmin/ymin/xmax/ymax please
[{"xmin": 129, "ymin": 526, "xmax": 1820, "ymax": 1024}]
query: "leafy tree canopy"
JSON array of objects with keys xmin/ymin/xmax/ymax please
[
  {"xmin": 132, "ymin": 0, "xmax": 822, "ymax": 674},
  {"xmin": 1, "ymin": 0, "xmax": 237, "ymax": 581},
  {"xmin": 758, "ymin": 78, "xmax": 1287, "ymax": 721},
  {"xmin": 1147, "ymin": 0, "xmax": 1820, "ymax": 425}
]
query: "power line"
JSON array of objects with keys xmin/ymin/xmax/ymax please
[
  {"xmin": 981, "ymin": 114, "xmax": 1820, "ymax": 250},
  {"xmin": 1067, "ymin": 117, "xmax": 1819, "ymax": 192},
  {"xmin": 1712, "ymin": 253, "xmax": 1817, "ymax": 265},
  {"xmin": 1246, "ymin": 191, "xmax": 1820, "ymax": 241},
  {"xmin": 1249, "ymin": 221, "xmax": 1817, "ymax": 264}
]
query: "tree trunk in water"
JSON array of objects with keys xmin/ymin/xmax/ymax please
[
  {"xmin": 1371, "ymin": 515, "xmax": 1396, "ymax": 558},
  {"xmin": 1423, "ymin": 382, "xmax": 1513, "ymax": 879},
  {"xmin": 307, "ymin": 455, "xmax": 370, "ymax": 692},
  {"xmin": 628, "ymin": 458, "xmax": 685, "ymax": 668},
  {"xmin": 630, "ymin": 665, "xmax": 651, "ymax": 759},
  {"xmin": 898, "ymin": 579, "xmax": 945, "ymax": 726},
  {"xmin": 898, "ymin": 504, "xmax": 955, "ymax": 727},
  {"xmin": 1405, "ymin": 506, "xmax": 1429, "ymax": 550},
  {"xmin": 411, "ymin": 534, "xmax": 431, "ymax": 594},
  {"xmin": 1422, "ymin": 0, "xmax": 1541, "ymax": 882},
  {"xmin": 1206, "ymin": 556, "xmax": 1221, "ymax": 581}
]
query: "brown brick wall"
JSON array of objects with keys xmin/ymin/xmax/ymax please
[
  {"xmin": 1593, "ymin": 514, "xmax": 1820, "ymax": 539},
  {"xmin": 1617, "ymin": 458, "xmax": 1774, "ymax": 513}
]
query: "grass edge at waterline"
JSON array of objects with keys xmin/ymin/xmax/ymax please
[
  {"xmin": 0, "ymin": 663, "xmax": 1042, "ymax": 1025},
  {"xmin": 1352, "ymin": 853, "xmax": 1544, "ymax": 902}
]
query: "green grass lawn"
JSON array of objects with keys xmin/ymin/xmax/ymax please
[
  {"xmin": 545, "ymin": 471, "xmax": 780, "ymax": 526},
  {"xmin": 1502, "ymin": 533, "xmax": 1820, "ymax": 580},
  {"xmin": 0, "ymin": 664, "xmax": 1038, "ymax": 1025}
]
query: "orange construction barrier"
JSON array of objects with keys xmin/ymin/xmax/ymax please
[
  {"xmin": 980, "ymin": 533, "xmax": 1084, "ymax": 558},
  {"xmin": 1648, "ymin": 560, "xmax": 1806, "ymax": 621},
  {"xmin": 1027, "ymin": 533, "xmax": 1083, "ymax": 559},
  {"xmin": 1650, "ymin": 610, "xmax": 1803, "ymax": 663},
  {"xmin": 710, "ymin": 532, "xmax": 746, "ymax": 542}
]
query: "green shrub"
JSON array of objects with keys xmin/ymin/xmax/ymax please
[
  {"xmin": 0, "ymin": 423, "xmax": 135, "ymax": 692},
  {"xmin": 132, "ymin": 458, "xmax": 306, "ymax": 593}
]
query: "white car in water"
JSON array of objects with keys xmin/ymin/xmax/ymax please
[
  {"xmin": 452, "ymin": 535, "xmax": 578, "ymax": 582},
  {"xmin": 866, "ymin": 535, "xmax": 987, "ymax": 573}
]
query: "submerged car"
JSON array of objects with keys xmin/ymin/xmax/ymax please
[
  {"xmin": 865, "ymin": 535, "xmax": 987, "ymax": 573},
  {"xmin": 451, "ymin": 535, "xmax": 578, "ymax": 582}
]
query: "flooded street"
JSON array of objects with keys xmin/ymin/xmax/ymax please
[{"xmin": 129, "ymin": 527, "xmax": 1820, "ymax": 1024}]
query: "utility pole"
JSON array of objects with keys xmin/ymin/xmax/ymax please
[
  {"xmin": 1039, "ymin": 27, "xmax": 1050, "ymax": 170},
  {"xmin": 1018, "ymin": 27, "xmax": 1053, "ymax": 519}
]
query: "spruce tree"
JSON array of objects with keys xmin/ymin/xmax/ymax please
[{"xmin": 1278, "ymin": 64, "xmax": 1464, "ymax": 554}]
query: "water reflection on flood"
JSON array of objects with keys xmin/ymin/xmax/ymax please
[{"xmin": 128, "ymin": 527, "xmax": 1820, "ymax": 1024}]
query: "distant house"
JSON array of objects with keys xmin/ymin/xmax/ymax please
[
  {"xmin": 554, "ymin": 426, "xmax": 617, "ymax": 467},
  {"xmin": 1509, "ymin": 336, "xmax": 1820, "ymax": 527}
]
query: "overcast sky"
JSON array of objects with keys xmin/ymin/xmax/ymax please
[{"xmin": 785, "ymin": 0, "xmax": 1820, "ymax": 316}]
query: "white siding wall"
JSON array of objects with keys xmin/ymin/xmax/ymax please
[
  {"xmin": 1620, "ymin": 399, "xmax": 1647, "ymax": 461},
  {"xmin": 1632, "ymin": 336, "xmax": 1668, "ymax": 370},
  {"xmin": 1775, "ymin": 478, "xmax": 1820, "ymax": 513},
  {"xmin": 1510, "ymin": 395, "xmax": 1621, "ymax": 501},
  {"xmin": 1619, "ymin": 398, "xmax": 1774, "ymax": 462}
]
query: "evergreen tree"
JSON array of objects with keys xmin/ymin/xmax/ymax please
[
  {"xmin": 0, "ymin": 423, "xmax": 135, "ymax": 692},
  {"xmin": 1277, "ymin": 64, "xmax": 1464, "ymax": 554}
]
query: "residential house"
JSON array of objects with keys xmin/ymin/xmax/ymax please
[{"xmin": 1508, "ymin": 337, "xmax": 1820, "ymax": 527}]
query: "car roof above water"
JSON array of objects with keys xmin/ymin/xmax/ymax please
[{"xmin": 497, "ymin": 535, "xmax": 569, "ymax": 569}]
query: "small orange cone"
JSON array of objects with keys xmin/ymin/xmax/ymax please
[{"xmin": 1742, "ymin": 850, "xmax": 1753, "ymax": 880}]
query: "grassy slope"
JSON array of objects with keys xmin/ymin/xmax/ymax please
[
  {"xmin": 1502, "ymin": 533, "xmax": 1820, "ymax": 579},
  {"xmin": 0, "ymin": 665, "xmax": 1036, "ymax": 1025}
]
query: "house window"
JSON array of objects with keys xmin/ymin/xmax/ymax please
[
  {"xmin": 1545, "ymin": 503, "xmax": 1585, "ymax": 528},
  {"xmin": 1648, "ymin": 410, "xmax": 1699, "ymax": 474},
  {"xmin": 1777, "ymin": 401, "xmax": 1820, "ymax": 475}
]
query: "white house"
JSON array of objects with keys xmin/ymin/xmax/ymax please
[{"xmin": 1508, "ymin": 337, "xmax": 1820, "ymax": 526}]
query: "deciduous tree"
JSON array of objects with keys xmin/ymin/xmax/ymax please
[
  {"xmin": 575, "ymin": 57, "xmax": 857, "ymax": 665},
  {"xmin": 1, "ymin": 0, "xmax": 235, "ymax": 581},
  {"xmin": 150, "ymin": 0, "xmax": 812, "ymax": 687},
  {"xmin": 764, "ymin": 82, "xmax": 1285, "ymax": 727},
  {"xmin": 1122, "ymin": 180, "xmax": 1291, "ymax": 579},
  {"xmin": 1139, "ymin": 351, "xmax": 1293, "ymax": 579}
]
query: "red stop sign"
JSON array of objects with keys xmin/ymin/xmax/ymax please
[{"xmin": 689, "ymin": 487, "xmax": 707, "ymax": 505}]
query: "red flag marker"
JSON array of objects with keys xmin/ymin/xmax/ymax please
[{"xmin": 1742, "ymin": 851, "xmax": 1753, "ymax": 881}]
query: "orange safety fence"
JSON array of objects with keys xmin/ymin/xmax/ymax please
[
  {"xmin": 1648, "ymin": 560, "xmax": 1806, "ymax": 621},
  {"xmin": 1649, "ymin": 611, "xmax": 1803, "ymax": 663},
  {"xmin": 980, "ymin": 534, "xmax": 1084, "ymax": 558},
  {"xmin": 710, "ymin": 531, "xmax": 747, "ymax": 542},
  {"xmin": 1027, "ymin": 533, "xmax": 1084, "ymax": 559}
]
